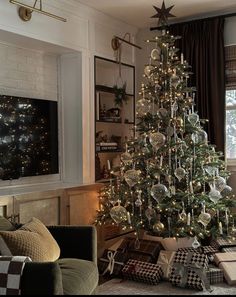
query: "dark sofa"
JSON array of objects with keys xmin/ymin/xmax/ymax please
[{"xmin": 0, "ymin": 219, "xmax": 99, "ymax": 295}]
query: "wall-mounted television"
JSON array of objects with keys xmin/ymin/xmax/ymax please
[{"xmin": 0, "ymin": 95, "xmax": 58, "ymax": 180}]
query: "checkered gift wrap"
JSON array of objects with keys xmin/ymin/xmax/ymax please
[
  {"xmin": 210, "ymin": 238, "xmax": 236, "ymax": 251},
  {"xmin": 169, "ymin": 250, "xmax": 212, "ymax": 291},
  {"xmin": 98, "ymin": 249, "xmax": 128, "ymax": 276},
  {"xmin": 0, "ymin": 256, "xmax": 32, "ymax": 295},
  {"xmin": 117, "ymin": 237, "xmax": 163, "ymax": 262},
  {"xmin": 178, "ymin": 246, "xmax": 219, "ymax": 262},
  {"xmin": 206, "ymin": 266, "xmax": 224, "ymax": 284},
  {"xmin": 122, "ymin": 259, "xmax": 163, "ymax": 285}
]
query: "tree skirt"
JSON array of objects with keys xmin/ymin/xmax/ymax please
[{"xmin": 97, "ymin": 278, "xmax": 236, "ymax": 295}]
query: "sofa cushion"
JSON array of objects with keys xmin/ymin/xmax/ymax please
[
  {"xmin": 0, "ymin": 216, "xmax": 16, "ymax": 231},
  {"xmin": 0, "ymin": 217, "xmax": 60, "ymax": 262},
  {"xmin": 57, "ymin": 258, "xmax": 99, "ymax": 295}
]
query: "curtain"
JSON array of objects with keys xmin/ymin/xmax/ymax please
[{"xmin": 169, "ymin": 17, "xmax": 225, "ymax": 153}]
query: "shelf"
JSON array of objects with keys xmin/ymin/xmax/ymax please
[
  {"xmin": 96, "ymin": 149, "xmax": 123, "ymax": 153},
  {"xmin": 95, "ymin": 85, "xmax": 134, "ymax": 97},
  {"xmin": 96, "ymin": 120, "xmax": 134, "ymax": 124}
]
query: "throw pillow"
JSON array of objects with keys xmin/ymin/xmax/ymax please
[
  {"xmin": 0, "ymin": 217, "xmax": 60, "ymax": 262},
  {"xmin": 0, "ymin": 216, "xmax": 16, "ymax": 231}
]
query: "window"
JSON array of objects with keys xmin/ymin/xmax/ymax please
[{"xmin": 225, "ymin": 46, "xmax": 236, "ymax": 161}]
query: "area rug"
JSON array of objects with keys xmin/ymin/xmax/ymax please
[{"xmin": 97, "ymin": 278, "xmax": 236, "ymax": 295}]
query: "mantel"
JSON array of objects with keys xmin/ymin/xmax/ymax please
[{"xmin": 0, "ymin": 182, "xmax": 103, "ymax": 198}]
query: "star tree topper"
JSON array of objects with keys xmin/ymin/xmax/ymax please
[{"xmin": 151, "ymin": 1, "xmax": 175, "ymax": 27}]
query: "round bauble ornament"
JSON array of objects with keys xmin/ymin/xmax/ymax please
[
  {"xmin": 176, "ymin": 117, "xmax": 183, "ymax": 128},
  {"xmin": 136, "ymin": 98, "xmax": 151, "ymax": 116},
  {"xmin": 150, "ymin": 183, "xmax": 169, "ymax": 202},
  {"xmin": 196, "ymin": 130, "xmax": 208, "ymax": 144},
  {"xmin": 124, "ymin": 169, "xmax": 141, "ymax": 188},
  {"xmin": 153, "ymin": 221, "xmax": 165, "ymax": 233},
  {"xmin": 149, "ymin": 132, "xmax": 166, "ymax": 148},
  {"xmin": 110, "ymin": 204, "xmax": 128, "ymax": 224},
  {"xmin": 174, "ymin": 167, "xmax": 186, "ymax": 182},
  {"xmin": 144, "ymin": 64, "xmax": 154, "ymax": 77},
  {"xmin": 194, "ymin": 181, "xmax": 202, "ymax": 192},
  {"xmin": 166, "ymin": 126, "xmax": 174, "ymax": 137}
]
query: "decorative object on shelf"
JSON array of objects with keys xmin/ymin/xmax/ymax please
[
  {"xmin": 113, "ymin": 82, "xmax": 128, "ymax": 107},
  {"xmin": 9, "ymin": 0, "xmax": 67, "ymax": 22}
]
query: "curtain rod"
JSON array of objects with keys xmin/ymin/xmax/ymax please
[{"xmin": 150, "ymin": 11, "xmax": 236, "ymax": 31}]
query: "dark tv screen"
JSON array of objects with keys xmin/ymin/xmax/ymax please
[{"xmin": 0, "ymin": 95, "xmax": 58, "ymax": 180}]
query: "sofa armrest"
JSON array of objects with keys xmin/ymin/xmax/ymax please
[
  {"xmin": 47, "ymin": 225, "xmax": 97, "ymax": 264},
  {"xmin": 21, "ymin": 262, "xmax": 63, "ymax": 295}
]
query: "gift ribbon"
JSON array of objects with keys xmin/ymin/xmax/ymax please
[
  {"xmin": 174, "ymin": 252, "xmax": 212, "ymax": 292},
  {"xmin": 102, "ymin": 251, "xmax": 124, "ymax": 275},
  {"xmin": 157, "ymin": 252, "xmax": 175, "ymax": 278}
]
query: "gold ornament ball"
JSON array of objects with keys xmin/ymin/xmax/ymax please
[
  {"xmin": 153, "ymin": 221, "xmax": 165, "ymax": 233},
  {"xmin": 176, "ymin": 117, "xmax": 183, "ymax": 128}
]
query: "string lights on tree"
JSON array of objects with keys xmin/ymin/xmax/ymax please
[{"xmin": 94, "ymin": 1, "xmax": 236, "ymax": 246}]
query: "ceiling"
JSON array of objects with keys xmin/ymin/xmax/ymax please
[{"xmin": 76, "ymin": 0, "xmax": 236, "ymax": 29}]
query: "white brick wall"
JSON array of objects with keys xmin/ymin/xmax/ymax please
[{"xmin": 0, "ymin": 43, "xmax": 58, "ymax": 101}]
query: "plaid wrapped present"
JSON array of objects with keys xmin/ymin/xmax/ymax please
[
  {"xmin": 98, "ymin": 249, "xmax": 128, "ymax": 276},
  {"xmin": 206, "ymin": 265, "xmax": 224, "ymax": 284},
  {"xmin": 169, "ymin": 250, "xmax": 212, "ymax": 291},
  {"xmin": 156, "ymin": 250, "xmax": 176, "ymax": 280},
  {"xmin": 118, "ymin": 237, "xmax": 163, "ymax": 263},
  {"xmin": 122, "ymin": 259, "xmax": 163, "ymax": 285},
  {"xmin": 210, "ymin": 238, "xmax": 236, "ymax": 251}
]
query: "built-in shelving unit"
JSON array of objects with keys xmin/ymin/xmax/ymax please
[{"xmin": 94, "ymin": 56, "xmax": 135, "ymax": 182}]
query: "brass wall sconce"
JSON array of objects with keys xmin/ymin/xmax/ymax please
[
  {"xmin": 9, "ymin": 0, "xmax": 67, "ymax": 22},
  {"xmin": 111, "ymin": 33, "xmax": 142, "ymax": 51}
]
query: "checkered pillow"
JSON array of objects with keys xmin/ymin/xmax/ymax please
[{"xmin": 0, "ymin": 256, "xmax": 31, "ymax": 295}]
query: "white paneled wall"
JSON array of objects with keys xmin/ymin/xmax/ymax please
[
  {"xmin": 0, "ymin": 43, "xmax": 58, "ymax": 100},
  {"xmin": 0, "ymin": 0, "xmax": 138, "ymax": 191}
]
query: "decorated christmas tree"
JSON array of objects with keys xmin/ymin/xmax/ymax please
[{"xmin": 95, "ymin": 1, "xmax": 236, "ymax": 245}]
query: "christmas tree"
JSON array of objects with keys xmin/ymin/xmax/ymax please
[{"xmin": 95, "ymin": 1, "xmax": 236, "ymax": 244}]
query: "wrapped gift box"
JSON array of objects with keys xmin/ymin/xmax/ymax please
[
  {"xmin": 169, "ymin": 250, "xmax": 211, "ymax": 291},
  {"xmin": 206, "ymin": 265, "xmax": 224, "ymax": 284},
  {"xmin": 178, "ymin": 246, "xmax": 219, "ymax": 262},
  {"xmin": 156, "ymin": 250, "xmax": 176, "ymax": 280},
  {"xmin": 222, "ymin": 247, "xmax": 236, "ymax": 253},
  {"xmin": 98, "ymin": 249, "xmax": 128, "ymax": 276},
  {"xmin": 118, "ymin": 237, "xmax": 163, "ymax": 263},
  {"xmin": 210, "ymin": 238, "xmax": 236, "ymax": 251},
  {"xmin": 214, "ymin": 252, "xmax": 236, "ymax": 285},
  {"xmin": 122, "ymin": 259, "xmax": 163, "ymax": 285}
]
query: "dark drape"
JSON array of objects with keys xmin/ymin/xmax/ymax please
[{"xmin": 169, "ymin": 17, "xmax": 225, "ymax": 153}]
